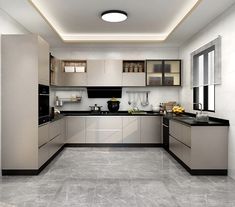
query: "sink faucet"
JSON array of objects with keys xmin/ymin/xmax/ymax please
[
  {"xmin": 193, "ymin": 103, "xmax": 203, "ymax": 113},
  {"xmin": 193, "ymin": 103, "xmax": 209, "ymax": 122}
]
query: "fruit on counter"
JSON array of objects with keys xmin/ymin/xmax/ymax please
[{"xmin": 172, "ymin": 105, "xmax": 185, "ymax": 113}]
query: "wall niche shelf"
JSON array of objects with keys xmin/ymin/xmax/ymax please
[{"xmin": 123, "ymin": 60, "xmax": 145, "ymax": 73}]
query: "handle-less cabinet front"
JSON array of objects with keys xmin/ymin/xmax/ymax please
[
  {"xmin": 140, "ymin": 117, "xmax": 161, "ymax": 143},
  {"xmin": 87, "ymin": 60, "xmax": 122, "ymax": 86},
  {"xmin": 123, "ymin": 117, "xmax": 141, "ymax": 143},
  {"xmin": 38, "ymin": 123, "xmax": 49, "ymax": 147},
  {"xmin": 86, "ymin": 117, "xmax": 122, "ymax": 143},
  {"xmin": 66, "ymin": 116, "xmax": 86, "ymax": 143},
  {"xmin": 38, "ymin": 36, "xmax": 50, "ymax": 85}
]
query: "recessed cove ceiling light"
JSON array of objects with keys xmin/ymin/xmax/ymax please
[{"xmin": 101, "ymin": 10, "xmax": 128, "ymax": 23}]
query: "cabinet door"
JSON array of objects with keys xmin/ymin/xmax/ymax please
[
  {"xmin": 104, "ymin": 60, "xmax": 122, "ymax": 86},
  {"xmin": 38, "ymin": 36, "xmax": 49, "ymax": 85},
  {"xmin": 38, "ymin": 123, "xmax": 49, "ymax": 147},
  {"xmin": 38, "ymin": 142, "xmax": 50, "ymax": 168},
  {"xmin": 60, "ymin": 118, "xmax": 66, "ymax": 142},
  {"xmin": 169, "ymin": 135, "xmax": 182, "ymax": 158},
  {"xmin": 87, "ymin": 60, "xmax": 105, "ymax": 86},
  {"xmin": 49, "ymin": 120, "xmax": 61, "ymax": 140},
  {"xmin": 62, "ymin": 73, "xmax": 87, "ymax": 86},
  {"xmin": 123, "ymin": 117, "xmax": 140, "ymax": 143},
  {"xmin": 140, "ymin": 117, "xmax": 161, "ymax": 143},
  {"xmin": 122, "ymin": 73, "xmax": 146, "ymax": 86},
  {"xmin": 163, "ymin": 60, "xmax": 181, "ymax": 86},
  {"xmin": 66, "ymin": 117, "xmax": 86, "ymax": 143},
  {"xmin": 86, "ymin": 117, "xmax": 122, "ymax": 143}
]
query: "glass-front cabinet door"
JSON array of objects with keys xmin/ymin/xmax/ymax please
[
  {"xmin": 146, "ymin": 60, "xmax": 181, "ymax": 86},
  {"xmin": 146, "ymin": 60, "xmax": 163, "ymax": 86}
]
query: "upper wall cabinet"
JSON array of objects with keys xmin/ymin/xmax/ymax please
[
  {"xmin": 146, "ymin": 60, "xmax": 181, "ymax": 86},
  {"xmin": 60, "ymin": 60, "xmax": 87, "ymax": 86},
  {"xmin": 122, "ymin": 60, "xmax": 146, "ymax": 86},
  {"xmin": 38, "ymin": 36, "xmax": 50, "ymax": 85},
  {"xmin": 87, "ymin": 60, "xmax": 122, "ymax": 86},
  {"xmin": 50, "ymin": 55, "xmax": 63, "ymax": 86}
]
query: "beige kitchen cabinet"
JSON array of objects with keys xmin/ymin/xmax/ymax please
[
  {"xmin": 38, "ymin": 36, "xmax": 50, "ymax": 85},
  {"xmin": 169, "ymin": 119, "xmax": 228, "ymax": 170},
  {"xmin": 140, "ymin": 117, "xmax": 161, "ymax": 143},
  {"xmin": 66, "ymin": 116, "xmax": 86, "ymax": 143},
  {"xmin": 86, "ymin": 117, "xmax": 122, "ymax": 143},
  {"xmin": 122, "ymin": 73, "xmax": 146, "ymax": 86},
  {"xmin": 50, "ymin": 57, "xmax": 63, "ymax": 86},
  {"xmin": 123, "ymin": 117, "xmax": 141, "ymax": 143},
  {"xmin": 38, "ymin": 123, "xmax": 49, "ymax": 147},
  {"xmin": 2, "ymin": 34, "xmax": 49, "ymax": 171},
  {"xmin": 61, "ymin": 60, "xmax": 87, "ymax": 86},
  {"xmin": 87, "ymin": 60, "xmax": 122, "ymax": 86},
  {"xmin": 38, "ymin": 118, "xmax": 65, "ymax": 168}
]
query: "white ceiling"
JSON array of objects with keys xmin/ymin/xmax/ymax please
[{"xmin": 0, "ymin": 0, "xmax": 235, "ymax": 47}]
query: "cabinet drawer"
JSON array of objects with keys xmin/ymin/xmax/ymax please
[
  {"xmin": 170, "ymin": 135, "xmax": 191, "ymax": 167},
  {"xmin": 38, "ymin": 124, "xmax": 49, "ymax": 147},
  {"xmin": 86, "ymin": 117, "xmax": 122, "ymax": 130},
  {"xmin": 181, "ymin": 143, "xmax": 191, "ymax": 167},
  {"xmin": 48, "ymin": 135, "xmax": 63, "ymax": 158},
  {"xmin": 49, "ymin": 120, "xmax": 61, "ymax": 140},
  {"xmin": 169, "ymin": 120, "xmax": 191, "ymax": 147},
  {"xmin": 38, "ymin": 142, "xmax": 50, "ymax": 168},
  {"xmin": 86, "ymin": 130, "xmax": 122, "ymax": 143},
  {"xmin": 169, "ymin": 135, "xmax": 181, "ymax": 158}
]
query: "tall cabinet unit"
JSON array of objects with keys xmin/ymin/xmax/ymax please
[{"xmin": 1, "ymin": 34, "xmax": 54, "ymax": 174}]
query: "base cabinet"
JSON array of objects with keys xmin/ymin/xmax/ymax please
[
  {"xmin": 140, "ymin": 117, "xmax": 161, "ymax": 143},
  {"xmin": 123, "ymin": 117, "xmax": 141, "ymax": 143},
  {"xmin": 66, "ymin": 116, "xmax": 86, "ymax": 143},
  {"xmin": 86, "ymin": 117, "xmax": 122, "ymax": 143},
  {"xmin": 65, "ymin": 116, "xmax": 161, "ymax": 144},
  {"xmin": 38, "ymin": 118, "xmax": 65, "ymax": 168},
  {"xmin": 169, "ymin": 120, "xmax": 228, "ymax": 171}
]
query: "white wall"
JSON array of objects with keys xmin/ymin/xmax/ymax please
[
  {"xmin": 51, "ymin": 46, "xmax": 180, "ymax": 111},
  {"xmin": 0, "ymin": 9, "xmax": 29, "ymax": 173},
  {"xmin": 179, "ymin": 4, "xmax": 235, "ymax": 179}
]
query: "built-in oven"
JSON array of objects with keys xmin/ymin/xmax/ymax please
[
  {"xmin": 162, "ymin": 117, "xmax": 169, "ymax": 151},
  {"xmin": 38, "ymin": 84, "xmax": 50, "ymax": 125}
]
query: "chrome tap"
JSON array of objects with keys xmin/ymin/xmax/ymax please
[
  {"xmin": 193, "ymin": 103, "xmax": 203, "ymax": 113},
  {"xmin": 193, "ymin": 103, "xmax": 209, "ymax": 122}
]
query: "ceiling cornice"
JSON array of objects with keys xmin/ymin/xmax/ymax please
[{"xmin": 28, "ymin": 0, "xmax": 202, "ymax": 43}]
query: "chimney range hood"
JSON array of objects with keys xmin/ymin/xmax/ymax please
[{"xmin": 87, "ymin": 87, "xmax": 122, "ymax": 98}]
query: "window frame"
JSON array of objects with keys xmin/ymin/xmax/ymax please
[{"xmin": 191, "ymin": 38, "xmax": 220, "ymax": 113}]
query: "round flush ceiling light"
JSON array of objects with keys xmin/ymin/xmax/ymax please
[{"xmin": 101, "ymin": 10, "xmax": 128, "ymax": 23}]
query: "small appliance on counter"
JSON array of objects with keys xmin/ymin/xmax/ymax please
[
  {"xmin": 107, "ymin": 98, "xmax": 120, "ymax": 113},
  {"xmin": 89, "ymin": 104, "xmax": 103, "ymax": 113}
]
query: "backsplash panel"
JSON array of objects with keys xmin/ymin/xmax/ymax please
[{"xmin": 50, "ymin": 87, "xmax": 180, "ymax": 111}]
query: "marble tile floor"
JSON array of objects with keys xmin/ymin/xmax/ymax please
[{"xmin": 1, "ymin": 147, "xmax": 235, "ymax": 207}]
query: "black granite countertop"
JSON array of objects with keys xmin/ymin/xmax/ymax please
[
  {"xmin": 50, "ymin": 114, "xmax": 65, "ymax": 123},
  {"xmin": 60, "ymin": 111, "xmax": 229, "ymax": 126},
  {"xmin": 164, "ymin": 113, "xmax": 229, "ymax": 126},
  {"xmin": 60, "ymin": 110, "xmax": 162, "ymax": 116}
]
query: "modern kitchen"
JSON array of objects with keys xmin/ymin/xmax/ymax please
[{"xmin": 1, "ymin": 0, "xmax": 235, "ymax": 206}]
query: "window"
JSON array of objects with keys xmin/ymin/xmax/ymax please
[{"xmin": 191, "ymin": 37, "xmax": 221, "ymax": 112}]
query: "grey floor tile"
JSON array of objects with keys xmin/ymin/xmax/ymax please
[{"xmin": 1, "ymin": 148, "xmax": 235, "ymax": 207}]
